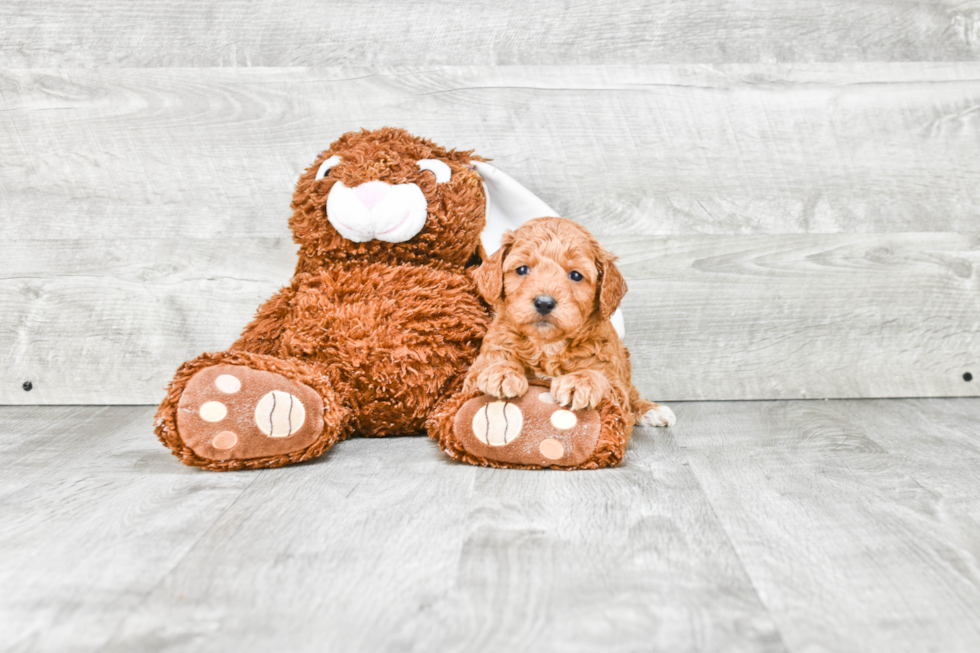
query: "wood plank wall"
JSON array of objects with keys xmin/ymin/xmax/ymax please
[{"xmin": 1, "ymin": 3, "xmax": 979, "ymax": 404}]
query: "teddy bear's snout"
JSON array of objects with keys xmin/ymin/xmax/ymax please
[
  {"xmin": 353, "ymin": 181, "xmax": 390, "ymax": 210},
  {"xmin": 326, "ymin": 180, "xmax": 429, "ymax": 244}
]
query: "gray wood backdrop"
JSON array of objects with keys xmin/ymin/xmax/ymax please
[{"xmin": 1, "ymin": 2, "xmax": 979, "ymax": 404}]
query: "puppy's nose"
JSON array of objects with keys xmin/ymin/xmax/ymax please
[{"xmin": 533, "ymin": 295, "xmax": 557, "ymax": 315}]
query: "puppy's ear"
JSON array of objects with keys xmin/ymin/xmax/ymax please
[
  {"xmin": 596, "ymin": 248, "xmax": 628, "ymax": 321},
  {"xmin": 472, "ymin": 232, "xmax": 513, "ymax": 305}
]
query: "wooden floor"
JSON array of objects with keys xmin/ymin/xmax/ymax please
[{"xmin": 3, "ymin": 400, "xmax": 979, "ymax": 652}]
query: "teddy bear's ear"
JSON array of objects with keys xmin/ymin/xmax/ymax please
[{"xmin": 473, "ymin": 161, "xmax": 626, "ymax": 340}]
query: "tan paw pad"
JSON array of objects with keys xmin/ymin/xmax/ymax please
[
  {"xmin": 199, "ymin": 401, "xmax": 227, "ymax": 422},
  {"xmin": 212, "ymin": 431, "xmax": 238, "ymax": 450},
  {"xmin": 471, "ymin": 401, "xmax": 523, "ymax": 446},
  {"xmin": 550, "ymin": 409, "xmax": 577, "ymax": 430},
  {"xmin": 539, "ymin": 438, "xmax": 565, "ymax": 460},
  {"xmin": 254, "ymin": 390, "xmax": 306, "ymax": 438},
  {"xmin": 215, "ymin": 374, "xmax": 242, "ymax": 394}
]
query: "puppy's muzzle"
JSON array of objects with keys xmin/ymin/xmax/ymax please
[{"xmin": 533, "ymin": 295, "xmax": 557, "ymax": 315}]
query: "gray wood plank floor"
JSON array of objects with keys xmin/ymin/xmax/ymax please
[{"xmin": 3, "ymin": 401, "xmax": 979, "ymax": 652}]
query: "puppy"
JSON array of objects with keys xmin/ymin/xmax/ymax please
[{"xmin": 464, "ymin": 217, "xmax": 675, "ymax": 428}]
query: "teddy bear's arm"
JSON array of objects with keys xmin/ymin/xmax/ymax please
[{"xmin": 229, "ymin": 285, "xmax": 297, "ymax": 357}]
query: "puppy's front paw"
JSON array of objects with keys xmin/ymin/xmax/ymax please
[
  {"xmin": 550, "ymin": 371, "xmax": 611, "ymax": 411},
  {"xmin": 638, "ymin": 403, "xmax": 676, "ymax": 427},
  {"xmin": 477, "ymin": 361, "xmax": 529, "ymax": 399}
]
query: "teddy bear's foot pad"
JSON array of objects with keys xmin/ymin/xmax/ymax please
[
  {"xmin": 453, "ymin": 385, "xmax": 601, "ymax": 468},
  {"xmin": 176, "ymin": 364, "xmax": 324, "ymax": 462}
]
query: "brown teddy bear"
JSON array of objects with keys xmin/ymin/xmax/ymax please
[
  {"xmin": 155, "ymin": 128, "xmax": 491, "ymax": 470},
  {"xmin": 155, "ymin": 127, "xmax": 635, "ymax": 471}
]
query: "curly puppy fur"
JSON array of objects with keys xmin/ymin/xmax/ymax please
[
  {"xmin": 155, "ymin": 128, "xmax": 491, "ymax": 470},
  {"xmin": 464, "ymin": 217, "xmax": 675, "ymax": 433}
]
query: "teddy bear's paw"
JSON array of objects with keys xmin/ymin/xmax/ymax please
[
  {"xmin": 176, "ymin": 364, "xmax": 325, "ymax": 462},
  {"xmin": 452, "ymin": 385, "xmax": 602, "ymax": 468}
]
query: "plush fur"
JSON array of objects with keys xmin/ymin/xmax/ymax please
[
  {"xmin": 155, "ymin": 128, "xmax": 491, "ymax": 471},
  {"xmin": 430, "ymin": 217, "xmax": 674, "ymax": 470}
]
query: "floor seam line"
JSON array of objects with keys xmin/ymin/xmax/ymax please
[{"xmin": 677, "ymin": 442, "xmax": 795, "ymax": 653}]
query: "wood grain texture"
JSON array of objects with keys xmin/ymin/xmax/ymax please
[
  {"xmin": 609, "ymin": 232, "xmax": 980, "ymax": 401},
  {"xmin": 0, "ymin": 238, "xmax": 296, "ymax": 405},
  {"xmin": 821, "ymin": 399, "xmax": 980, "ymax": 521},
  {"xmin": 677, "ymin": 399, "xmax": 980, "ymax": 653},
  {"xmin": 3, "ymin": 233, "xmax": 977, "ymax": 404},
  {"xmin": 0, "ymin": 404, "xmax": 785, "ymax": 653},
  {"xmin": 0, "ymin": 406, "xmax": 255, "ymax": 653},
  {"xmin": 2, "ymin": 65, "xmax": 980, "ymax": 238},
  {"xmin": 5, "ymin": 400, "xmax": 980, "ymax": 652},
  {"xmin": 2, "ymin": 0, "xmax": 980, "ymax": 67},
  {"xmin": 2, "ymin": 65, "xmax": 979, "ymax": 403}
]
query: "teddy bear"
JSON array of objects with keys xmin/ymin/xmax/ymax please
[
  {"xmin": 155, "ymin": 127, "xmax": 634, "ymax": 471},
  {"xmin": 155, "ymin": 128, "xmax": 491, "ymax": 470}
]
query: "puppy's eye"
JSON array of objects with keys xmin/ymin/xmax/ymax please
[
  {"xmin": 516, "ymin": 265, "xmax": 529, "ymax": 276},
  {"xmin": 569, "ymin": 270, "xmax": 584, "ymax": 282},
  {"xmin": 418, "ymin": 159, "xmax": 452, "ymax": 183},
  {"xmin": 315, "ymin": 155, "xmax": 342, "ymax": 181}
]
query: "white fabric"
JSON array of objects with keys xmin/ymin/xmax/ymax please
[
  {"xmin": 417, "ymin": 159, "xmax": 452, "ymax": 183},
  {"xmin": 609, "ymin": 310, "xmax": 626, "ymax": 340},
  {"xmin": 254, "ymin": 390, "xmax": 306, "ymax": 438},
  {"xmin": 472, "ymin": 401, "xmax": 524, "ymax": 446},
  {"xmin": 474, "ymin": 161, "xmax": 627, "ymax": 340},
  {"xmin": 473, "ymin": 161, "xmax": 558, "ymax": 256},
  {"xmin": 316, "ymin": 155, "xmax": 341, "ymax": 180}
]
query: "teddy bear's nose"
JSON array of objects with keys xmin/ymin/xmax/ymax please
[{"xmin": 354, "ymin": 181, "xmax": 390, "ymax": 210}]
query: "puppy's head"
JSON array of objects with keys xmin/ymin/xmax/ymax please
[{"xmin": 473, "ymin": 217, "xmax": 627, "ymax": 342}]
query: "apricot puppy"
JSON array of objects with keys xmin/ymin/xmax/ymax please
[{"xmin": 464, "ymin": 217, "xmax": 675, "ymax": 428}]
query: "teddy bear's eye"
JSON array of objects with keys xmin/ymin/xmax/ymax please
[
  {"xmin": 315, "ymin": 155, "xmax": 342, "ymax": 181},
  {"xmin": 516, "ymin": 265, "xmax": 529, "ymax": 276},
  {"xmin": 569, "ymin": 270, "xmax": 583, "ymax": 282},
  {"xmin": 417, "ymin": 159, "xmax": 451, "ymax": 183}
]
